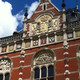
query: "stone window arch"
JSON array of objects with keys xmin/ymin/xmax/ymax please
[
  {"xmin": 31, "ymin": 49, "xmax": 55, "ymax": 80},
  {"xmin": 0, "ymin": 57, "xmax": 12, "ymax": 80}
]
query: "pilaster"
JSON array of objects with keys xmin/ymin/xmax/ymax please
[
  {"xmin": 7, "ymin": 43, "xmax": 9, "ymax": 52},
  {"xmin": 22, "ymin": 39, "xmax": 25, "ymax": 49},
  {"xmin": 54, "ymin": 32, "xmax": 57, "ymax": 42},
  {"xmin": 14, "ymin": 41, "xmax": 16, "ymax": 51},
  {"xmin": 0, "ymin": 44, "xmax": 2, "ymax": 53},
  {"xmin": 46, "ymin": 34, "xmax": 49, "ymax": 44},
  {"xmin": 38, "ymin": 36, "xmax": 41, "ymax": 46},
  {"xmin": 30, "ymin": 37, "xmax": 33, "ymax": 47}
]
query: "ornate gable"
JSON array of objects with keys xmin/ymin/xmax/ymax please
[{"xmin": 23, "ymin": 0, "xmax": 61, "ymax": 37}]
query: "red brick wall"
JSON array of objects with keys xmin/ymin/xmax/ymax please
[{"xmin": 7, "ymin": 39, "xmax": 79, "ymax": 79}]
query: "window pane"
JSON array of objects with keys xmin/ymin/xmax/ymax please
[
  {"xmin": 41, "ymin": 67, "xmax": 46, "ymax": 78},
  {"xmin": 48, "ymin": 78, "xmax": 54, "ymax": 80},
  {"xmin": 40, "ymin": 79, "xmax": 46, "ymax": 80},
  {"xmin": 5, "ymin": 73, "xmax": 10, "ymax": 80},
  {"xmin": 48, "ymin": 66, "xmax": 54, "ymax": 77},
  {"xmin": 0, "ymin": 74, "xmax": 3, "ymax": 80},
  {"xmin": 35, "ymin": 68, "xmax": 40, "ymax": 79}
]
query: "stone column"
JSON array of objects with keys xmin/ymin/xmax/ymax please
[
  {"xmin": 40, "ymin": 66, "xmax": 41, "ymax": 79},
  {"xmin": 63, "ymin": 29, "xmax": 68, "ymax": 49},
  {"xmin": 54, "ymin": 32, "xmax": 57, "ymax": 42},
  {"xmin": 38, "ymin": 36, "xmax": 41, "ymax": 46},
  {"xmin": 30, "ymin": 37, "xmax": 33, "ymax": 47},
  {"xmin": 22, "ymin": 39, "xmax": 25, "ymax": 49},
  {"xmin": 0, "ymin": 44, "xmax": 2, "ymax": 53},
  {"xmin": 46, "ymin": 65, "xmax": 48, "ymax": 78},
  {"xmin": 23, "ymin": 18, "xmax": 27, "ymax": 38},
  {"xmin": 46, "ymin": 34, "xmax": 49, "ymax": 44},
  {"xmin": 73, "ymin": 28, "xmax": 76, "ymax": 38},
  {"xmin": 14, "ymin": 41, "xmax": 16, "ymax": 51},
  {"xmin": 7, "ymin": 43, "xmax": 9, "ymax": 52}
]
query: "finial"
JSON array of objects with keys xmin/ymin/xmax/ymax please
[
  {"xmin": 24, "ymin": 8, "xmax": 28, "ymax": 18},
  {"xmin": 62, "ymin": 0, "xmax": 66, "ymax": 8},
  {"xmin": 76, "ymin": 0, "xmax": 78, "ymax": 9}
]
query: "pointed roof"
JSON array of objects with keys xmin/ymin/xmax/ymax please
[{"xmin": 26, "ymin": 0, "xmax": 60, "ymax": 22}]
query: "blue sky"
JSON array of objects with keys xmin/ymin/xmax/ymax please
[{"xmin": 0, "ymin": 0, "xmax": 80, "ymax": 38}]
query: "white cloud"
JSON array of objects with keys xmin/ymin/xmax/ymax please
[
  {"xmin": 25, "ymin": 1, "xmax": 39, "ymax": 18},
  {"xmin": 0, "ymin": 0, "xmax": 39, "ymax": 38},
  {"xmin": 15, "ymin": 10, "xmax": 24, "ymax": 27},
  {"xmin": 0, "ymin": 0, "xmax": 18, "ymax": 38}
]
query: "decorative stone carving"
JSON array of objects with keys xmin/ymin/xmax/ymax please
[
  {"xmin": 75, "ymin": 31, "xmax": 80, "ymax": 37},
  {"xmin": 0, "ymin": 59, "xmax": 11, "ymax": 71},
  {"xmin": 25, "ymin": 42, "xmax": 30, "ymax": 48},
  {"xmin": 34, "ymin": 53, "xmax": 53, "ymax": 65},
  {"xmin": 9, "ymin": 45, "xmax": 14, "ymax": 51},
  {"xmin": 57, "ymin": 35, "xmax": 63, "ymax": 41}
]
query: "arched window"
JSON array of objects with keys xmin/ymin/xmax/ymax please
[
  {"xmin": 48, "ymin": 65, "xmax": 54, "ymax": 79},
  {"xmin": 5, "ymin": 73, "xmax": 10, "ymax": 80},
  {"xmin": 32, "ymin": 49, "xmax": 55, "ymax": 80},
  {"xmin": 0, "ymin": 74, "xmax": 3, "ymax": 80},
  {"xmin": 34, "ymin": 68, "xmax": 40, "ymax": 79},
  {"xmin": 0, "ymin": 57, "xmax": 12, "ymax": 80},
  {"xmin": 41, "ymin": 67, "xmax": 46, "ymax": 78}
]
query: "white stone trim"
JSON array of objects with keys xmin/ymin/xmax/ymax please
[
  {"xmin": 64, "ymin": 70, "xmax": 70, "ymax": 75},
  {"xmin": 14, "ymin": 41, "xmax": 17, "ymax": 51},
  {"xmin": 0, "ymin": 46, "xmax": 2, "ymax": 53},
  {"xmin": 30, "ymin": 37, "xmax": 33, "ymax": 47},
  {"xmin": 63, "ymin": 52, "xmax": 69, "ymax": 55},
  {"xmin": 46, "ymin": 34, "xmax": 49, "ymax": 44},
  {"xmin": 19, "ymin": 72, "xmax": 23, "ymax": 75},
  {"xmin": 18, "ymin": 78, "xmax": 22, "ymax": 80},
  {"xmin": 65, "ymin": 64, "xmax": 69, "ymax": 67},
  {"xmin": 20, "ymin": 60, "xmax": 24, "ymax": 63},
  {"xmin": 65, "ymin": 78, "xmax": 70, "ymax": 80}
]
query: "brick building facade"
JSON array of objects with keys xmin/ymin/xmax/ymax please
[{"xmin": 0, "ymin": 0, "xmax": 80, "ymax": 80}]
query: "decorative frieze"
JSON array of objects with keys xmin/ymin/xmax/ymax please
[
  {"xmin": 75, "ymin": 31, "xmax": 80, "ymax": 37},
  {"xmin": 67, "ymin": 32, "xmax": 73, "ymax": 39},
  {"xmin": 0, "ymin": 30, "xmax": 80, "ymax": 54},
  {"xmin": 25, "ymin": 41, "xmax": 30, "ymax": 48},
  {"xmin": 34, "ymin": 53, "xmax": 53, "ymax": 65},
  {"xmin": 33, "ymin": 40, "xmax": 38, "ymax": 46},
  {"xmin": 49, "ymin": 36, "xmax": 55, "ymax": 43},
  {"xmin": 2, "ymin": 46, "xmax": 7, "ymax": 53},
  {"xmin": 8, "ymin": 45, "xmax": 14, "ymax": 52},
  {"xmin": 16, "ymin": 43, "xmax": 22, "ymax": 50},
  {"xmin": 41, "ymin": 38, "xmax": 46, "ymax": 44},
  {"xmin": 57, "ymin": 35, "xmax": 63, "ymax": 41}
]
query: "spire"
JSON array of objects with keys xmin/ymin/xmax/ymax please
[
  {"xmin": 76, "ymin": 0, "xmax": 78, "ymax": 9},
  {"xmin": 24, "ymin": 8, "xmax": 28, "ymax": 18},
  {"xmin": 39, "ymin": 0, "xmax": 50, "ymax": 3},
  {"xmin": 62, "ymin": 0, "xmax": 66, "ymax": 9}
]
